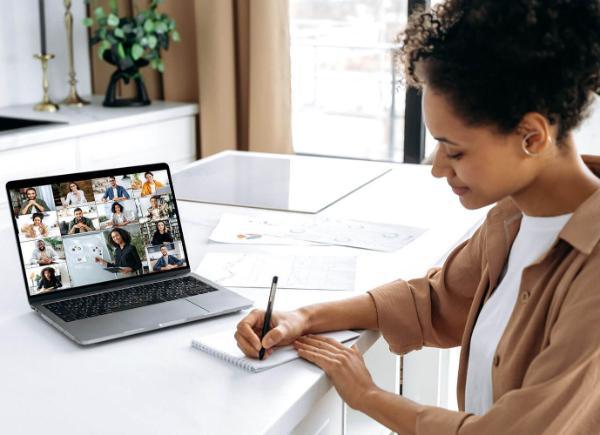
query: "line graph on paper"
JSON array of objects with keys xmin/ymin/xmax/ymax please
[{"xmin": 196, "ymin": 253, "xmax": 357, "ymax": 291}]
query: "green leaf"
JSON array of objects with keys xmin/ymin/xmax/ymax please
[
  {"xmin": 140, "ymin": 37, "xmax": 148, "ymax": 46},
  {"xmin": 155, "ymin": 21, "xmax": 168, "ymax": 34},
  {"xmin": 150, "ymin": 58, "xmax": 159, "ymax": 70},
  {"xmin": 82, "ymin": 17, "xmax": 94, "ymax": 27},
  {"xmin": 168, "ymin": 19, "xmax": 176, "ymax": 30},
  {"xmin": 98, "ymin": 40, "xmax": 111, "ymax": 59},
  {"xmin": 157, "ymin": 59, "xmax": 164, "ymax": 73},
  {"xmin": 94, "ymin": 7, "xmax": 105, "ymax": 19},
  {"xmin": 144, "ymin": 19, "xmax": 155, "ymax": 33},
  {"xmin": 107, "ymin": 13, "xmax": 119, "ymax": 27},
  {"xmin": 148, "ymin": 35, "xmax": 158, "ymax": 49},
  {"xmin": 171, "ymin": 30, "xmax": 180, "ymax": 42},
  {"xmin": 131, "ymin": 43, "xmax": 144, "ymax": 60},
  {"xmin": 117, "ymin": 43, "xmax": 126, "ymax": 59},
  {"xmin": 114, "ymin": 28, "xmax": 125, "ymax": 39}
]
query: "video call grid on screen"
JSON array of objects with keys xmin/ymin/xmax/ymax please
[{"xmin": 6, "ymin": 165, "xmax": 190, "ymax": 298}]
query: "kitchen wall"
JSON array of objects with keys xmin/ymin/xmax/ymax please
[{"xmin": 0, "ymin": 0, "xmax": 91, "ymax": 107}]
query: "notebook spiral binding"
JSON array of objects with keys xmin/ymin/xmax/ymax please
[{"xmin": 191, "ymin": 340, "xmax": 257, "ymax": 372}]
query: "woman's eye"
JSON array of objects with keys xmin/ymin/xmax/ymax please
[{"xmin": 446, "ymin": 152, "xmax": 463, "ymax": 160}]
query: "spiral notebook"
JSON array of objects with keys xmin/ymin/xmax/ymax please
[{"xmin": 191, "ymin": 329, "xmax": 360, "ymax": 373}]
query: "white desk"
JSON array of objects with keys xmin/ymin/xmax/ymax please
[{"xmin": 0, "ymin": 151, "xmax": 488, "ymax": 434}]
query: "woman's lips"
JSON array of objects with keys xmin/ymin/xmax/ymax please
[{"xmin": 451, "ymin": 186, "xmax": 469, "ymax": 196}]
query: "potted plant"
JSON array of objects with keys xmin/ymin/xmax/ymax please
[{"xmin": 83, "ymin": 0, "xmax": 180, "ymax": 107}]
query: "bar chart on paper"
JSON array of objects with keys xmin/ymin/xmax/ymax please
[{"xmin": 196, "ymin": 253, "xmax": 357, "ymax": 291}]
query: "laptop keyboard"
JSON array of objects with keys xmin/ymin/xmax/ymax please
[{"xmin": 44, "ymin": 277, "xmax": 218, "ymax": 322}]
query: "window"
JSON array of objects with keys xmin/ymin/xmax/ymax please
[{"xmin": 290, "ymin": 0, "xmax": 408, "ymax": 161}]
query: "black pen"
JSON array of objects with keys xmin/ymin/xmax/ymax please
[{"xmin": 258, "ymin": 276, "xmax": 278, "ymax": 360}]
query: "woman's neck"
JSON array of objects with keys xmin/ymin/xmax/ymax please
[{"xmin": 511, "ymin": 142, "xmax": 600, "ymax": 216}]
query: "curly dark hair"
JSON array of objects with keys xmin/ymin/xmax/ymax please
[
  {"xmin": 398, "ymin": 0, "xmax": 600, "ymax": 143},
  {"xmin": 111, "ymin": 202, "xmax": 123, "ymax": 213},
  {"xmin": 108, "ymin": 227, "xmax": 131, "ymax": 247}
]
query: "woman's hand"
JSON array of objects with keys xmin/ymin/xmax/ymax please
[
  {"xmin": 235, "ymin": 308, "xmax": 309, "ymax": 359},
  {"xmin": 293, "ymin": 335, "xmax": 378, "ymax": 411},
  {"xmin": 120, "ymin": 267, "xmax": 133, "ymax": 274},
  {"xmin": 95, "ymin": 257, "xmax": 107, "ymax": 266}
]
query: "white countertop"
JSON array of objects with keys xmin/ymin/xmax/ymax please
[
  {"xmin": 0, "ymin": 95, "xmax": 198, "ymax": 152},
  {"xmin": 0, "ymin": 152, "xmax": 488, "ymax": 434}
]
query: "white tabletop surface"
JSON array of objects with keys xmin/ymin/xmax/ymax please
[
  {"xmin": 0, "ymin": 152, "xmax": 488, "ymax": 435},
  {"xmin": 0, "ymin": 95, "xmax": 198, "ymax": 152}
]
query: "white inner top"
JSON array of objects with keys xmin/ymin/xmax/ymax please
[{"xmin": 464, "ymin": 212, "xmax": 573, "ymax": 415}]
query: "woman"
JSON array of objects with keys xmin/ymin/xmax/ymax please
[
  {"xmin": 95, "ymin": 228, "xmax": 142, "ymax": 275},
  {"xmin": 109, "ymin": 202, "xmax": 130, "ymax": 227},
  {"xmin": 150, "ymin": 220, "xmax": 173, "ymax": 245},
  {"xmin": 146, "ymin": 196, "xmax": 170, "ymax": 220},
  {"xmin": 64, "ymin": 182, "xmax": 87, "ymax": 206},
  {"xmin": 21, "ymin": 213, "xmax": 49, "ymax": 239},
  {"xmin": 141, "ymin": 172, "xmax": 165, "ymax": 197},
  {"xmin": 235, "ymin": 1, "xmax": 600, "ymax": 433},
  {"xmin": 37, "ymin": 267, "xmax": 62, "ymax": 292}
]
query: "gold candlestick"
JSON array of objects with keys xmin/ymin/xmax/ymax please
[
  {"xmin": 34, "ymin": 53, "xmax": 59, "ymax": 112},
  {"xmin": 62, "ymin": 0, "xmax": 89, "ymax": 106}
]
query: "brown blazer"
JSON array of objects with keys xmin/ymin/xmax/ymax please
[{"xmin": 369, "ymin": 155, "xmax": 600, "ymax": 434}]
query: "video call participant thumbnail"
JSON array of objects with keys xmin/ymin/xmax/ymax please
[
  {"xmin": 63, "ymin": 182, "xmax": 88, "ymax": 206},
  {"xmin": 109, "ymin": 202, "xmax": 130, "ymax": 227},
  {"xmin": 101, "ymin": 176, "xmax": 130, "ymax": 202},
  {"xmin": 147, "ymin": 195, "xmax": 170, "ymax": 220},
  {"xmin": 21, "ymin": 212, "xmax": 49, "ymax": 239},
  {"xmin": 37, "ymin": 267, "xmax": 62, "ymax": 292},
  {"xmin": 30, "ymin": 240, "xmax": 58, "ymax": 265},
  {"xmin": 141, "ymin": 172, "xmax": 165, "ymax": 197},
  {"xmin": 94, "ymin": 228, "xmax": 142, "ymax": 275},
  {"xmin": 151, "ymin": 220, "xmax": 173, "ymax": 245},
  {"xmin": 68, "ymin": 208, "xmax": 96, "ymax": 234},
  {"xmin": 153, "ymin": 245, "xmax": 184, "ymax": 272},
  {"xmin": 20, "ymin": 188, "xmax": 49, "ymax": 215}
]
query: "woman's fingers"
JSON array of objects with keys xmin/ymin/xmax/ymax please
[
  {"xmin": 295, "ymin": 345, "xmax": 338, "ymax": 372},
  {"xmin": 236, "ymin": 317, "xmax": 263, "ymax": 352},
  {"xmin": 234, "ymin": 330, "xmax": 260, "ymax": 358},
  {"xmin": 296, "ymin": 335, "xmax": 350, "ymax": 354},
  {"xmin": 294, "ymin": 339, "xmax": 339, "ymax": 360}
]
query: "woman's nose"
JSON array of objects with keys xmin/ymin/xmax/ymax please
[{"xmin": 430, "ymin": 145, "xmax": 454, "ymax": 179}]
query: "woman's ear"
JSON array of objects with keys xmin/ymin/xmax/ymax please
[{"xmin": 516, "ymin": 112, "xmax": 556, "ymax": 156}]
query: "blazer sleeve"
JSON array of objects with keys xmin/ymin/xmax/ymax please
[
  {"xmin": 414, "ymin": 258, "xmax": 600, "ymax": 434},
  {"xmin": 368, "ymin": 221, "xmax": 487, "ymax": 353},
  {"xmin": 121, "ymin": 187, "xmax": 130, "ymax": 199}
]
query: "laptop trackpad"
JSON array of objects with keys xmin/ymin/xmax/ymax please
[{"xmin": 121, "ymin": 299, "xmax": 209, "ymax": 328}]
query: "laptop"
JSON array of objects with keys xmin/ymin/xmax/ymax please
[{"xmin": 6, "ymin": 163, "xmax": 253, "ymax": 345}]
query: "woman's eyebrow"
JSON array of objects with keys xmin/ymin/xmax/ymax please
[{"xmin": 434, "ymin": 136, "xmax": 464, "ymax": 147}]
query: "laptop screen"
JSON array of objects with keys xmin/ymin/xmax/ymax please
[{"xmin": 6, "ymin": 165, "xmax": 189, "ymax": 298}]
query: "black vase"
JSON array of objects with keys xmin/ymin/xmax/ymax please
[{"xmin": 102, "ymin": 47, "xmax": 151, "ymax": 107}]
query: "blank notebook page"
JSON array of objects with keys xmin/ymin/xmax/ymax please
[{"xmin": 191, "ymin": 329, "xmax": 360, "ymax": 373}]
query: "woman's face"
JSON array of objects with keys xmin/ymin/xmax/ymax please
[
  {"xmin": 43, "ymin": 270, "xmax": 51, "ymax": 279},
  {"xmin": 70, "ymin": 183, "xmax": 77, "ymax": 192},
  {"xmin": 114, "ymin": 204, "xmax": 122, "ymax": 213},
  {"xmin": 145, "ymin": 174, "xmax": 153, "ymax": 182},
  {"xmin": 423, "ymin": 87, "xmax": 539, "ymax": 210},
  {"xmin": 33, "ymin": 217, "xmax": 42, "ymax": 226},
  {"xmin": 157, "ymin": 222, "xmax": 165, "ymax": 232},
  {"xmin": 111, "ymin": 231, "xmax": 124, "ymax": 245}
]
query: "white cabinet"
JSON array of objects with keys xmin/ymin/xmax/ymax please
[{"xmin": 0, "ymin": 97, "xmax": 198, "ymax": 206}]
